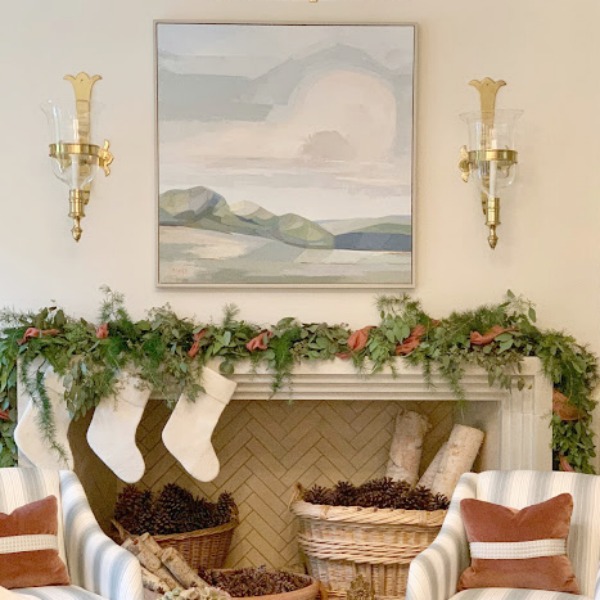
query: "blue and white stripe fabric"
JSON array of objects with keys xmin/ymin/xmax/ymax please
[
  {"xmin": 405, "ymin": 470, "xmax": 600, "ymax": 600},
  {"xmin": 13, "ymin": 586, "xmax": 104, "ymax": 600},
  {"xmin": 58, "ymin": 471, "xmax": 143, "ymax": 600},
  {"xmin": 0, "ymin": 468, "xmax": 143, "ymax": 600},
  {"xmin": 406, "ymin": 472, "xmax": 476, "ymax": 600}
]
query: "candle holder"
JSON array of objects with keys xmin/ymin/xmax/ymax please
[
  {"xmin": 43, "ymin": 73, "xmax": 113, "ymax": 242},
  {"xmin": 458, "ymin": 78, "xmax": 521, "ymax": 249}
]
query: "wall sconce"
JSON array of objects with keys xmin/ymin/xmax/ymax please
[
  {"xmin": 458, "ymin": 78, "xmax": 521, "ymax": 248},
  {"xmin": 43, "ymin": 73, "xmax": 113, "ymax": 242}
]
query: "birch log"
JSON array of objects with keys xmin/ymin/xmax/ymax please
[
  {"xmin": 141, "ymin": 567, "xmax": 170, "ymax": 594},
  {"xmin": 151, "ymin": 566, "xmax": 179, "ymax": 591},
  {"xmin": 430, "ymin": 424, "xmax": 484, "ymax": 499},
  {"xmin": 177, "ymin": 586, "xmax": 232, "ymax": 600},
  {"xmin": 417, "ymin": 442, "xmax": 447, "ymax": 489},
  {"xmin": 123, "ymin": 537, "xmax": 179, "ymax": 590},
  {"xmin": 122, "ymin": 538, "xmax": 138, "ymax": 554},
  {"xmin": 161, "ymin": 547, "xmax": 209, "ymax": 589},
  {"xmin": 178, "ymin": 590, "xmax": 202, "ymax": 600},
  {"xmin": 138, "ymin": 533, "xmax": 164, "ymax": 557},
  {"xmin": 385, "ymin": 408, "xmax": 430, "ymax": 485},
  {"xmin": 134, "ymin": 546, "xmax": 163, "ymax": 573}
]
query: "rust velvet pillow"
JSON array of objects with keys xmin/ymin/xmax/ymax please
[
  {"xmin": 0, "ymin": 495, "xmax": 70, "ymax": 589},
  {"xmin": 458, "ymin": 493, "xmax": 579, "ymax": 594}
]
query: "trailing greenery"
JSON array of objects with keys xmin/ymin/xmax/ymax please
[{"xmin": 0, "ymin": 289, "xmax": 597, "ymax": 472}]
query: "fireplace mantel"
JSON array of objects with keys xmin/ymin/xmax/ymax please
[{"xmin": 227, "ymin": 356, "xmax": 552, "ymax": 471}]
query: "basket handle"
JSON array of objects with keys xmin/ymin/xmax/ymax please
[
  {"xmin": 288, "ymin": 483, "xmax": 305, "ymax": 509},
  {"xmin": 111, "ymin": 519, "xmax": 131, "ymax": 542}
]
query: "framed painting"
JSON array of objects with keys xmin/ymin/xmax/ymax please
[{"xmin": 155, "ymin": 22, "xmax": 416, "ymax": 288}]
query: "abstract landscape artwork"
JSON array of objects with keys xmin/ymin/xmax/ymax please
[{"xmin": 156, "ymin": 23, "xmax": 416, "ymax": 287}]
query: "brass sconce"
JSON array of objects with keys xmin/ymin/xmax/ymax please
[
  {"xmin": 459, "ymin": 78, "xmax": 521, "ymax": 248},
  {"xmin": 43, "ymin": 73, "xmax": 114, "ymax": 241}
]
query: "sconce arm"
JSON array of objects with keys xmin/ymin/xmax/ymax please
[
  {"xmin": 98, "ymin": 140, "xmax": 113, "ymax": 176},
  {"xmin": 49, "ymin": 140, "xmax": 114, "ymax": 175},
  {"xmin": 459, "ymin": 146, "xmax": 471, "ymax": 182}
]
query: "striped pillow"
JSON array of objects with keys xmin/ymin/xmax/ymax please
[
  {"xmin": 458, "ymin": 493, "xmax": 579, "ymax": 594},
  {"xmin": 0, "ymin": 495, "xmax": 70, "ymax": 589}
]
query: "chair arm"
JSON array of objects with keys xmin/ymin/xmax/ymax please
[
  {"xmin": 405, "ymin": 473, "xmax": 477, "ymax": 600},
  {"xmin": 60, "ymin": 471, "xmax": 143, "ymax": 600}
]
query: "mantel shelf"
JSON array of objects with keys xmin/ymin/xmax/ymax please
[
  {"xmin": 222, "ymin": 356, "xmax": 552, "ymax": 472},
  {"xmin": 226, "ymin": 356, "xmax": 547, "ymax": 402}
]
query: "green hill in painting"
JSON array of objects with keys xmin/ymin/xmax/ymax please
[
  {"xmin": 159, "ymin": 185, "xmax": 411, "ymax": 252},
  {"xmin": 159, "ymin": 186, "xmax": 334, "ymax": 249}
]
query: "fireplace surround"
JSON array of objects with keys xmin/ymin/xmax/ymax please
[{"xmin": 31, "ymin": 357, "xmax": 552, "ymax": 569}]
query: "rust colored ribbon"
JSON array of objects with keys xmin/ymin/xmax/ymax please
[
  {"xmin": 95, "ymin": 323, "xmax": 109, "ymax": 339},
  {"xmin": 17, "ymin": 327, "xmax": 60, "ymax": 345},
  {"xmin": 347, "ymin": 326, "xmax": 375, "ymax": 352},
  {"xmin": 559, "ymin": 455, "xmax": 575, "ymax": 472},
  {"xmin": 188, "ymin": 329, "xmax": 207, "ymax": 358},
  {"xmin": 552, "ymin": 389, "xmax": 582, "ymax": 421},
  {"xmin": 246, "ymin": 330, "xmax": 273, "ymax": 352},
  {"xmin": 469, "ymin": 325, "xmax": 515, "ymax": 346},
  {"xmin": 395, "ymin": 324, "xmax": 427, "ymax": 356}
]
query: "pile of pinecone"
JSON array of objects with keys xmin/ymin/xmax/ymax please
[
  {"xmin": 301, "ymin": 477, "xmax": 449, "ymax": 511},
  {"xmin": 114, "ymin": 483, "xmax": 237, "ymax": 535},
  {"xmin": 199, "ymin": 566, "xmax": 312, "ymax": 597}
]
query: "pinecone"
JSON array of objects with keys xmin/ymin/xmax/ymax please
[
  {"xmin": 199, "ymin": 567, "xmax": 311, "ymax": 597},
  {"xmin": 403, "ymin": 486, "xmax": 449, "ymax": 511},
  {"xmin": 302, "ymin": 484, "xmax": 333, "ymax": 505},
  {"xmin": 330, "ymin": 481, "xmax": 357, "ymax": 506},
  {"xmin": 189, "ymin": 497, "xmax": 216, "ymax": 530},
  {"xmin": 115, "ymin": 483, "xmax": 238, "ymax": 535},
  {"xmin": 355, "ymin": 477, "xmax": 400, "ymax": 508},
  {"xmin": 389, "ymin": 480, "xmax": 411, "ymax": 509},
  {"xmin": 433, "ymin": 492, "xmax": 450, "ymax": 510},
  {"xmin": 215, "ymin": 491, "xmax": 236, "ymax": 525},
  {"xmin": 153, "ymin": 483, "xmax": 195, "ymax": 534},
  {"xmin": 114, "ymin": 485, "xmax": 154, "ymax": 535},
  {"xmin": 298, "ymin": 477, "xmax": 446, "ymax": 511}
]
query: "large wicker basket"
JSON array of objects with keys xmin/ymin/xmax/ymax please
[
  {"xmin": 113, "ymin": 514, "xmax": 238, "ymax": 570},
  {"xmin": 290, "ymin": 497, "xmax": 446, "ymax": 600}
]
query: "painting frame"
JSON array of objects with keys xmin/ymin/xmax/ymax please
[{"xmin": 155, "ymin": 21, "xmax": 417, "ymax": 288}]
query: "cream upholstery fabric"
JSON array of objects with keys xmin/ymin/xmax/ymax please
[
  {"xmin": 0, "ymin": 468, "xmax": 142, "ymax": 600},
  {"xmin": 405, "ymin": 470, "xmax": 600, "ymax": 600}
]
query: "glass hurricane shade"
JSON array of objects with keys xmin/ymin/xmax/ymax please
[
  {"xmin": 460, "ymin": 109, "xmax": 522, "ymax": 197},
  {"xmin": 42, "ymin": 100, "xmax": 101, "ymax": 189}
]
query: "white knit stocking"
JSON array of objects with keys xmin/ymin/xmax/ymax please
[
  {"xmin": 162, "ymin": 367, "xmax": 236, "ymax": 482},
  {"xmin": 14, "ymin": 366, "xmax": 73, "ymax": 469},
  {"xmin": 86, "ymin": 373, "xmax": 150, "ymax": 483}
]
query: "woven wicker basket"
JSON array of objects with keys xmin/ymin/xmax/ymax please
[
  {"xmin": 113, "ymin": 515, "xmax": 238, "ymax": 570},
  {"xmin": 290, "ymin": 496, "xmax": 446, "ymax": 600}
]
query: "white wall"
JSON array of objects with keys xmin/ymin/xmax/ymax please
[{"xmin": 2, "ymin": 1, "xmax": 599, "ymax": 457}]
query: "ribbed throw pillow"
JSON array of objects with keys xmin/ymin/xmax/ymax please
[
  {"xmin": 0, "ymin": 495, "xmax": 70, "ymax": 588},
  {"xmin": 458, "ymin": 493, "xmax": 579, "ymax": 594}
]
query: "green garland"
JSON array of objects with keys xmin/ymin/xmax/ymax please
[{"xmin": 0, "ymin": 288, "xmax": 597, "ymax": 472}]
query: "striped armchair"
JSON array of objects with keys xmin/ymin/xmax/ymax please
[
  {"xmin": 406, "ymin": 470, "xmax": 600, "ymax": 600},
  {"xmin": 0, "ymin": 468, "xmax": 143, "ymax": 600}
]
